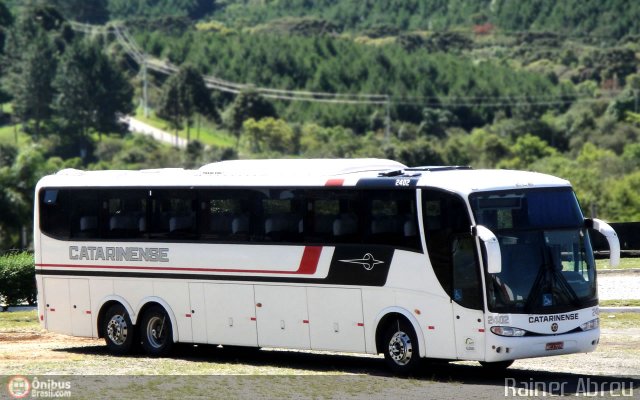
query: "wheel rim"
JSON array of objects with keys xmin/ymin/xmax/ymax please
[
  {"xmin": 146, "ymin": 316, "xmax": 167, "ymax": 349},
  {"xmin": 388, "ymin": 330, "xmax": 413, "ymax": 365},
  {"xmin": 107, "ymin": 314, "xmax": 128, "ymax": 345}
]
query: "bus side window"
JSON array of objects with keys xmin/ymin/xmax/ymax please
[
  {"xmin": 40, "ymin": 189, "xmax": 71, "ymax": 239},
  {"xmin": 367, "ymin": 190, "xmax": 419, "ymax": 250},
  {"xmin": 69, "ymin": 190, "xmax": 100, "ymax": 239},
  {"xmin": 106, "ymin": 190, "xmax": 148, "ymax": 239},
  {"xmin": 423, "ymin": 189, "xmax": 480, "ymax": 307},
  {"xmin": 150, "ymin": 190, "xmax": 197, "ymax": 239},
  {"xmin": 201, "ymin": 190, "xmax": 253, "ymax": 242},
  {"xmin": 261, "ymin": 189, "xmax": 303, "ymax": 243}
]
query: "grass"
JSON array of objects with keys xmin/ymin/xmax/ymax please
[
  {"xmin": 596, "ymin": 257, "xmax": 640, "ymax": 270},
  {"xmin": 133, "ymin": 108, "xmax": 236, "ymax": 148},
  {"xmin": 0, "ymin": 310, "xmax": 39, "ymax": 330},
  {"xmin": 599, "ymin": 299, "xmax": 640, "ymax": 307},
  {"xmin": 0, "ymin": 123, "xmax": 28, "ymax": 146},
  {"xmin": 598, "ymin": 313, "xmax": 640, "ymax": 329}
]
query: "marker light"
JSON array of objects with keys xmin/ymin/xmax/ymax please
[
  {"xmin": 580, "ymin": 318, "xmax": 599, "ymax": 331},
  {"xmin": 490, "ymin": 326, "xmax": 527, "ymax": 337}
]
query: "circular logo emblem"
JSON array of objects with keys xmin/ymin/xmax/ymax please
[
  {"xmin": 7, "ymin": 376, "xmax": 31, "ymax": 399},
  {"xmin": 551, "ymin": 323, "xmax": 558, "ymax": 332}
]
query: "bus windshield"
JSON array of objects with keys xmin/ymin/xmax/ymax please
[{"xmin": 469, "ymin": 189, "xmax": 597, "ymax": 314}]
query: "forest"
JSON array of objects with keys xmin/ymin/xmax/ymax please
[{"xmin": 0, "ymin": 0, "xmax": 640, "ymax": 251}]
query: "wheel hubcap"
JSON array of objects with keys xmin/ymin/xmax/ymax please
[
  {"xmin": 107, "ymin": 315, "xmax": 128, "ymax": 345},
  {"xmin": 388, "ymin": 331, "xmax": 413, "ymax": 365},
  {"xmin": 146, "ymin": 316, "xmax": 166, "ymax": 349}
]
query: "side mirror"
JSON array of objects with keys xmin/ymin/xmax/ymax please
[
  {"xmin": 472, "ymin": 225, "xmax": 502, "ymax": 274},
  {"xmin": 586, "ymin": 218, "xmax": 620, "ymax": 268}
]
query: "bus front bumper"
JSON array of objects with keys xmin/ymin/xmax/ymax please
[{"xmin": 483, "ymin": 328, "xmax": 600, "ymax": 362}]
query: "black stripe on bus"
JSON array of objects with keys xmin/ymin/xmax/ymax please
[{"xmin": 36, "ymin": 246, "xmax": 395, "ymax": 287}]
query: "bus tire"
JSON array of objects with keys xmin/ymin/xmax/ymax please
[
  {"xmin": 139, "ymin": 305, "xmax": 173, "ymax": 357},
  {"xmin": 382, "ymin": 319, "xmax": 422, "ymax": 375},
  {"xmin": 479, "ymin": 360, "xmax": 514, "ymax": 370},
  {"xmin": 104, "ymin": 304, "xmax": 135, "ymax": 355}
]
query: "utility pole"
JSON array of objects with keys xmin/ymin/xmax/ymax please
[
  {"xmin": 384, "ymin": 96, "xmax": 391, "ymax": 142},
  {"xmin": 143, "ymin": 56, "xmax": 149, "ymax": 118}
]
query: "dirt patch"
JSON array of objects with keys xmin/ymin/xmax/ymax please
[{"xmin": 1, "ymin": 326, "xmax": 639, "ymax": 377}]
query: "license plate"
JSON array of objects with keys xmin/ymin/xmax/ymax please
[{"xmin": 545, "ymin": 341, "xmax": 564, "ymax": 351}]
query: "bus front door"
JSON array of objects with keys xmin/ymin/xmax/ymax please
[{"xmin": 451, "ymin": 235, "xmax": 486, "ymax": 361}]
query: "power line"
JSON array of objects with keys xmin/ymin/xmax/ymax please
[{"xmin": 69, "ymin": 22, "xmax": 617, "ymax": 109}]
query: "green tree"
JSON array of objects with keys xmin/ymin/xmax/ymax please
[
  {"xmin": 3, "ymin": 28, "xmax": 57, "ymax": 138},
  {"xmin": 53, "ymin": 39, "xmax": 133, "ymax": 147},
  {"xmin": 225, "ymin": 89, "xmax": 277, "ymax": 148},
  {"xmin": 242, "ymin": 117, "xmax": 296, "ymax": 154},
  {"xmin": 498, "ymin": 134, "xmax": 557, "ymax": 170},
  {"xmin": 605, "ymin": 171, "xmax": 640, "ymax": 221},
  {"xmin": 50, "ymin": 0, "xmax": 109, "ymax": 24},
  {"xmin": 156, "ymin": 64, "xmax": 215, "ymax": 142}
]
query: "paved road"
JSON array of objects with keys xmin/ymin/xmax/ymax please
[{"xmin": 123, "ymin": 116, "xmax": 187, "ymax": 149}]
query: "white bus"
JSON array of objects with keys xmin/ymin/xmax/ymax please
[{"xmin": 34, "ymin": 158, "xmax": 620, "ymax": 373}]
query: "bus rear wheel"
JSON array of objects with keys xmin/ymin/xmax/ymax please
[
  {"xmin": 383, "ymin": 319, "xmax": 421, "ymax": 374},
  {"xmin": 104, "ymin": 304, "xmax": 135, "ymax": 355},
  {"xmin": 140, "ymin": 305, "xmax": 173, "ymax": 357}
]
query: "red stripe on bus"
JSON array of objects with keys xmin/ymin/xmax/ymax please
[
  {"xmin": 297, "ymin": 246, "xmax": 322, "ymax": 274},
  {"xmin": 325, "ymin": 179, "xmax": 344, "ymax": 186},
  {"xmin": 36, "ymin": 246, "xmax": 323, "ymax": 275}
]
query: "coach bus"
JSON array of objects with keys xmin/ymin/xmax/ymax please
[{"xmin": 34, "ymin": 158, "xmax": 620, "ymax": 373}]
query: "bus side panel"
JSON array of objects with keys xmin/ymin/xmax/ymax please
[
  {"xmin": 115, "ymin": 279, "xmax": 152, "ymax": 322},
  {"xmin": 255, "ymin": 285, "xmax": 310, "ymax": 349},
  {"xmin": 203, "ymin": 283, "xmax": 257, "ymax": 347},
  {"xmin": 361, "ymin": 288, "xmax": 396, "ymax": 354},
  {"xmin": 42, "ymin": 278, "xmax": 72, "ymax": 335},
  {"xmin": 307, "ymin": 287, "xmax": 365, "ymax": 353},
  {"xmin": 90, "ymin": 278, "xmax": 114, "ymax": 336},
  {"xmin": 69, "ymin": 279, "xmax": 93, "ymax": 337},
  {"xmin": 153, "ymin": 281, "xmax": 192, "ymax": 343},
  {"xmin": 395, "ymin": 291, "xmax": 457, "ymax": 360},
  {"xmin": 188, "ymin": 283, "xmax": 207, "ymax": 344},
  {"xmin": 43, "ymin": 278, "xmax": 93, "ymax": 337}
]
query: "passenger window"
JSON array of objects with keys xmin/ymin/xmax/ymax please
[
  {"xmin": 200, "ymin": 190, "xmax": 253, "ymax": 241},
  {"xmin": 262, "ymin": 191, "xmax": 303, "ymax": 242},
  {"xmin": 105, "ymin": 190, "xmax": 148, "ymax": 239},
  {"xmin": 149, "ymin": 190, "xmax": 197, "ymax": 239},
  {"xmin": 70, "ymin": 191, "xmax": 100, "ymax": 239},
  {"xmin": 367, "ymin": 191, "xmax": 419, "ymax": 249},
  {"xmin": 40, "ymin": 189, "xmax": 71, "ymax": 239}
]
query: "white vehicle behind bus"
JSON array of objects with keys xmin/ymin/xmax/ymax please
[{"xmin": 34, "ymin": 159, "xmax": 620, "ymax": 374}]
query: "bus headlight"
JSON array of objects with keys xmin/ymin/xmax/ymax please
[
  {"xmin": 490, "ymin": 326, "xmax": 527, "ymax": 337},
  {"xmin": 580, "ymin": 318, "xmax": 599, "ymax": 331}
]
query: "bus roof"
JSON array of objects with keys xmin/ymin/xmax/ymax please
[{"xmin": 36, "ymin": 158, "xmax": 571, "ymax": 195}]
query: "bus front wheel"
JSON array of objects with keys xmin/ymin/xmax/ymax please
[
  {"xmin": 139, "ymin": 305, "xmax": 174, "ymax": 357},
  {"xmin": 383, "ymin": 319, "xmax": 422, "ymax": 374},
  {"xmin": 104, "ymin": 304, "xmax": 135, "ymax": 355}
]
